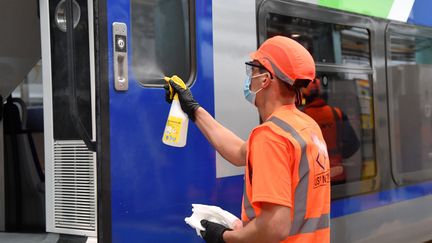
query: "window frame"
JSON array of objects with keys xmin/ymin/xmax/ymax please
[
  {"xmin": 257, "ymin": 0, "xmax": 379, "ymax": 199},
  {"xmin": 130, "ymin": 0, "xmax": 196, "ymax": 88},
  {"xmin": 386, "ymin": 22, "xmax": 432, "ymax": 185}
]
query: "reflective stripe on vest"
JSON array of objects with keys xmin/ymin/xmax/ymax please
[
  {"xmin": 243, "ymin": 181, "xmax": 256, "ymax": 220},
  {"xmin": 268, "ymin": 116, "xmax": 330, "ymax": 235}
]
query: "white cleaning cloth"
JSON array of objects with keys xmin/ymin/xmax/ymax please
[{"xmin": 185, "ymin": 204, "xmax": 240, "ymax": 236}]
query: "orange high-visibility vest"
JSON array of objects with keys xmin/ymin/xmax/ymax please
[
  {"xmin": 303, "ymin": 98, "xmax": 345, "ymax": 182},
  {"xmin": 242, "ymin": 104, "xmax": 330, "ymax": 242}
]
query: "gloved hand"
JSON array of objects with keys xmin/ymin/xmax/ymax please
[
  {"xmin": 164, "ymin": 76, "xmax": 200, "ymax": 121},
  {"xmin": 200, "ymin": 220, "xmax": 231, "ymax": 243}
]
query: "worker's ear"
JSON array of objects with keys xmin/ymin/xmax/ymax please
[{"xmin": 261, "ymin": 73, "xmax": 271, "ymax": 88}]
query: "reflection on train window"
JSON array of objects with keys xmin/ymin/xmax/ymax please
[
  {"xmin": 266, "ymin": 14, "xmax": 371, "ymax": 66},
  {"xmin": 302, "ymin": 72, "xmax": 376, "ymax": 184},
  {"xmin": 388, "ymin": 30, "xmax": 432, "ymax": 183},
  {"xmin": 131, "ymin": 0, "xmax": 193, "ymax": 86}
]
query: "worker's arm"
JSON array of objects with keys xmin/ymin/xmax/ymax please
[
  {"xmin": 201, "ymin": 203, "xmax": 291, "ymax": 243},
  {"xmin": 165, "ymin": 78, "xmax": 246, "ymax": 166},
  {"xmin": 224, "ymin": 203, "xmax": 291, "ymax": 243},
  {"xmin": 194, "ymin": 107, "xmax": 246, "ymax": 166}
]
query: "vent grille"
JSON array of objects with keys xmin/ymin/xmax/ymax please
[{"xmin": 53, "ymin": 140, "xmax": 96, "ymax": 232}]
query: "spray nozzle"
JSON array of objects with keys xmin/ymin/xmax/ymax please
[
  {"xmin": 164, "ymin": 75, "xmax": 187, "ymax": 101},
  {"xmin": 164, "ymin": 75, "xmax": 187, "ymax": 89},
  {"xmin": 164, "ymin": 76, "xmax": 175, "ymax": 100}
]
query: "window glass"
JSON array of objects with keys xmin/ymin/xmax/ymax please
[
  {"xmin": 388, "ymin": 30, "xmax": 432, "ymax": 182},
  {"xmin": 131, "ymin": 0, "xmax": 192, "ymax": 86},
  {"xmin": 266, "ymin": 14, "xmax": 371, "ymax": 66},
  {"xmin": 389, "ymin": 34, "xmax": 432, "ymax": 64},
  {"xmin": 10, "ymin": 60, "xmax": 45, "ymax": 170},
  {"xmin": 11, "ymin": 60, "xmax": 43, "ymax": 107},
  {"xmin": 302, "ymin": 72, "xmax": 376, "ymax": 184},
  {"xmin": 264, "ymin": 13, "xmax": 376, "ymax": 185}
]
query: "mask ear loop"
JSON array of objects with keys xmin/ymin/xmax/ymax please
[
  {"xmin": 295, "ymin": 87, "xmax": 302, "ymax": 107},
  {"xmin": 293, "ymin": 79, "xmax": 311, "ymax": 107}
]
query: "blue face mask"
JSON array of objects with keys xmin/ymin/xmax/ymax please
[{"xmin": 243, "ymin": 75, "xmax": 264, "ymax": 106}]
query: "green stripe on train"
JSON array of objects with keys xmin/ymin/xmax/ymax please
[{"xmin": 318, "ymin": 0, "xmax": 395, "ymax": 18}]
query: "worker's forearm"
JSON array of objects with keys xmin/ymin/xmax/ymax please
[
  {"xmin": 194, "ymin": 107, "xmax": 246, "ymax": 166},
  {"xmin": 223, "ymin": 218, "xmax": 281, "ymax": 243},
  {"xmin": 224, "ymin": 204, "xmax": 291, "ymax": 243}
]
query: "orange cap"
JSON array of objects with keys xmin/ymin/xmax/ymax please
[{"xmin": 249, "ymin": 36, "xmax": 315, "ymax": 87}]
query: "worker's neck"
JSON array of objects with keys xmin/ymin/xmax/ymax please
[{"xmin": 259, "ymin": 97, "xmax": 295, "ymax": 121}]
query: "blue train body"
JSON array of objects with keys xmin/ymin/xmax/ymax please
[{"xmin": 105, "ymin": 0, "xmax": 432, "ymax": 242}]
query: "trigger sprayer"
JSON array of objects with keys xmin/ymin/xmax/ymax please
[{"xmin": 162, "ymin": 76, "xmax": 189, "ymax": 147}]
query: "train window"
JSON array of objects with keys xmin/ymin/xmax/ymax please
[
  {"xmin": 261, "ymin": 7, "xmax": 377, "ymax": 190},
  {"xmin": 266, "ymin": 14, "xmax": 371, "ymax": 67},
  {"xmin": 305, "ymin": 72, "xmax": 376, "ymax": 185},
  {"xmin": 131, "ymin": 0, "xmax": 194, "ymax": 86},
  {"xmin": 387, "ymin": 25, "xmax": 432, "ymax": 184}
]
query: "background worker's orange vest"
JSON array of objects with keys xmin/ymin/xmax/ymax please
[
  {"xmin": 303, "ymin": 98, "xmax": 346, "ymax": 183},
  {"xmin": 242, "ymin": 105, "xmax": 330, "ymax": 242}
]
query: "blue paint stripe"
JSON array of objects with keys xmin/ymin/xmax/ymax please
[
  {"xmin": 331, "ymin": 181, "xmax": 432, "ymax": 218},
  {"xmin": 407, "ymin": 0, "xmax": 432, "ymax": 27}
]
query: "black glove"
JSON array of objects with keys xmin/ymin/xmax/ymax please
[
  {"xmin": 164, "ymin": 80, "xmax": 200, "ymax": 121},
  {"xmin": 200, "ymin": 220, "xmax": 231, "ymax": 243},
  {"xmin": 164, "ymin": 83, "xmax": 174, "ymax": 104}
]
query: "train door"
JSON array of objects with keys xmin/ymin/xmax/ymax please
[
  {"xmin": 40, "ymin": 0, "xmax": 98, "ymax": 241},
  {"xmin": 257, "ymin": 0, "xmax": 380, "ymax": 198},
  {"xmin": 104, "ymin": 0, "xmax": 243, "ymax": 242},
  {"xmin": 256, "ymin": 1, "xmax": 382, "ymax": 242}
]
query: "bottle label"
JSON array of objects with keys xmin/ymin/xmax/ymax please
[{"xmin": 163, "ymin": 116, "xmax": 183, "ymax": 143}]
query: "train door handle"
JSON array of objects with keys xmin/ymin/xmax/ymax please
[{"xmin": 113, "ymin": 22, "xmax": 128, "ymax": 91}]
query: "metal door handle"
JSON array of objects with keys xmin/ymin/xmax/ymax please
[{"xmin": 113, "ymin": 22, "xmax": 128, "ymax": 91}]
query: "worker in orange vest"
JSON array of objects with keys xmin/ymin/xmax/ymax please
[
  {"xmin": 301, "ymin": 78, "xmax": 360, "ymax": 184},
  {"xmin": 164, "ymin": 36, "xmax": 330, "ymax": 243}
]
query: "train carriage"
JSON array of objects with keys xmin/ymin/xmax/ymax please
[{"xmin": 1, "ymin": 0, "xmax": 432, "ymax": 242}]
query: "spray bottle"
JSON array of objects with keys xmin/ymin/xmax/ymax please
[{"xmin": 162, "ymin": 76, "xmax": 189, "ymax": 147}]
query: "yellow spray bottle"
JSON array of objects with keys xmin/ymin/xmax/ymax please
[{"xmin": 162, "ymin": 76, "xmax": 189, "ymax": 147}]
